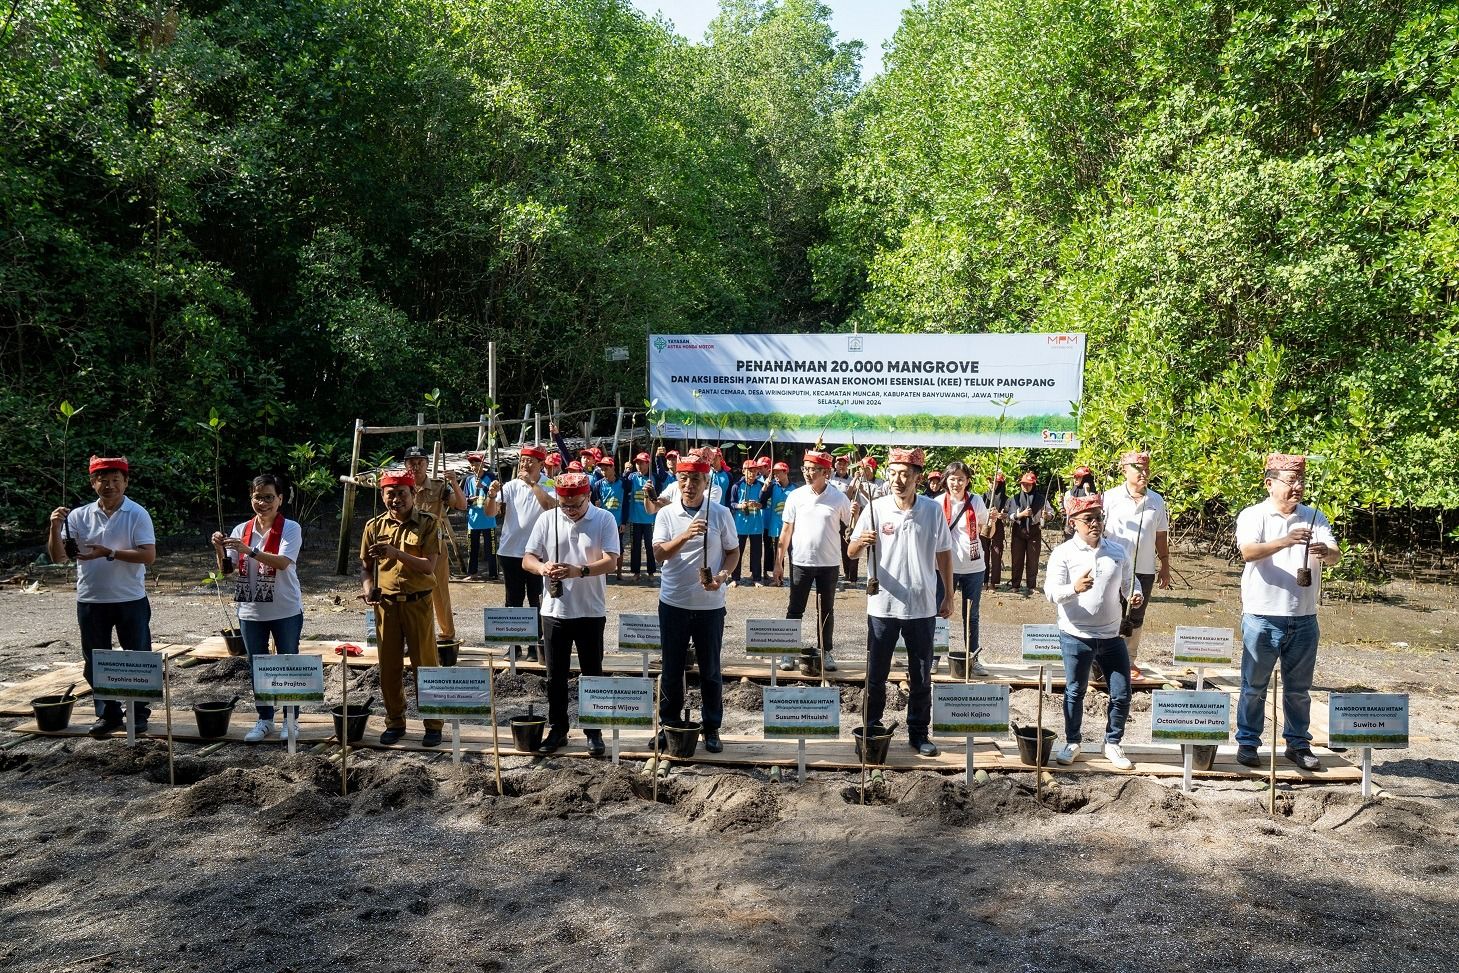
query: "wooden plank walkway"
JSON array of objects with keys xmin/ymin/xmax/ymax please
[{"xmin": 0, "ymin": 643, "xmax": 193, "ymax": 717}]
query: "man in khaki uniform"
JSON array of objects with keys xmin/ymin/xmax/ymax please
[
  {"xmin": 360, "ymin": 470, "xmax": 445, "ymax": 747},
  {"xmin": 403, "ymin": 445, "xmax": 466, "ymax": 643}
]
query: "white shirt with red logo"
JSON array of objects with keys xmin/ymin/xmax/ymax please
[{"xmin": 852, "ymin": 494, "xmax": 951, "ymax": 619}]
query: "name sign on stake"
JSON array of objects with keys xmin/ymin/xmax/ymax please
[
  {"xmin": 1021, "ymin": 624, "xmax": 1063, "ymax": 664},
  {"xmin": 1172, "ymin": 626, "xmax": 1234, "ymax": 666},
  {"xmin": 364, "ymin": 610, "xmax": 378, "ymax": 648},
  {"xmin": 1150, "ymin": 690, "xmax": 1231, "ymax": 744},
  {"xmin": 1329, "ymin": 693, "xmax": 1409, "ymax": 748},
  {"xmin": 933, "ymin": 683, "xmax": 1010, "ymax": 735},
  {"xmin": 417, "ymin": 668, "xmax": 493, "ymax": 718},
  {"xmin": 894, "ymin": 618, "xmax": 950, "ymax": 653},
  {"xmin": 746, "ymin": 618, "xmax": 803, "ymax": 656},
  {"xmin": 91, "ymin": 650, "xmax": 164, "ymax": 702},
  {"xmin": 763, "ymin": 686, "xmax": 840, "ymax": 739},
  {"xmin": 252, "ymin": 655, "xmax": 325, "ymax": 703},
  {"xmin": 482, "ymin": 607, "xmax": 540, "ymax": 645},
  {"xmin": 617, "ymin": 614, "xmax": 661, "ymax": 653},
  {"xmin": 578, "ymin": 676, "xmax": 655, "ymax": 729}
]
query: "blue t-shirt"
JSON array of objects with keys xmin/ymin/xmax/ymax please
[
  {"xmin": 464, "ymin": 473, "xmax": 498, "ymax": 530},
  {"xmin": 730, "ymin": 478, "xmax": 767, "ymax": 536},
  {"xmin": 594, "ymin": 477, "xmax": 626, "ymax": 526},
  {"xmin": 626, "ymin": 471, "xmax": 657, "ymax": 525},
  {"xmin": 766, "ymin": 481, "xmax": 791, "ymax": 537},
  {"xmin": 711, "ymin": 469, "xmax": 732, "ymax": 508}
]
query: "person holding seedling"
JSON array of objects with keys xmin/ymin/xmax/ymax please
[
  {"xmin": 403, "ymin": 445, "xmax": 466, "ymax": 642},
  {"xmin": 1233, "ymin": 453, "xmax": 1340, "ymax": 771},
  {"xmin": 776, "ymin": 450, "xmax": 853, "ymax": 674},
  {"xmin": 729, "ymin": 458, "xmax": 772, "ymax": 587},
  {"xmin": 1007, "ymin": 471, "xmax": 1053, "ymax": 595},
  {"xmin": 463, "ymin": 451, "xmax": 499, "ymax": 581},
  {"xmin": 484, "ymin": 444, "xmax": 557, "ymax": 663},
  {"xmin": 981, "ymin": 471, "xmax": 1009, "ymax": 591},
  {"xmin": 937, "ymin": 462, "xmax": 989, "ymax": 677},
  {"xmin": 47, "ymin": 455, "xmax": 158, "ymax": 737},
  {"xmin": 591, "ymin": 455, "xmax": 625, "ymax": 576},
  {"xmin": 1045, "ymin": 493, "xmax": 1143, "ymax": 771},
  {"xmin": 211, "ymin": 474, "xmax": 304, "ymax": 743},
  {"xmin": 524, "ymin": 472, "xmax": 620, "ymax": 756},
  {"xmin": 762, "ymin": 459, "xmax": 791, "ymax": 582},
  {"xmin": 625, "ymin": 451, "xmax": 659, "ymax": 582},
  {"xmin": 360, "ymin": 470, "xmax": 446, "ymax": 747},
  {"xmin": 848, "ymin": 447, "xmax": 954, "ymax": 757},
  {"xmin": 1101, "ymin": 451, "xmax": 1171, "ymax": 680}
]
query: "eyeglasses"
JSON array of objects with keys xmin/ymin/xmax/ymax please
[
  {"xmin": 560, "ymin": 499, "xmax": 589, "ymax": 511},
  {"xmin": 1075, "ymin": 514, "xmax": 1104, "ymax": 524},
  {"xmin": 1273, "ymin": 477, "xmax": 1305, "ymax": 488},
  {"xmin": 251, "ymin": 495, "xmax": 279, "ymax": 504}
]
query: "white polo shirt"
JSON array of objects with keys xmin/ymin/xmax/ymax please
[
  {"xmin": 67, "ymin": 498, "xmax": 156, "ymax": 603},
  {"xmin": 526, "ymin": 505, "xmax": 621, "ymax": 619},
  {"xmin": 852, "ymin": 494, "xmax": 951, "ymax": 619},
  {"xmin": 656, "ymin": 478, "xmax": 725, "ymax": 506},
  {"xmin": 496, "ymin": 478, "xmax": 556, "ymax": 558},
  {"xmin": 652, "ymin": 501, "xmax": 740, "ymax": 611},
  {"xmin": 1236, "ymin": 500, "xmax": 1336, "ymax": 617},
  {"xmin": 939, "ymin": 492, "xmax": 987, "ymax": 574},
  {"xmin": 226, "ymin": 518, "xmax": 304, "ymax": 622},
  {"xmin": 782, "ymin": 483, "xmax": 852, "ymax": 568},
  {"xmin": 1045, "ymin": 535, "xmax": 1140, "ymax": 639},
  {"xmin": 1102, "ymin": 486, "xmax": 1170, "ymax": 574}
]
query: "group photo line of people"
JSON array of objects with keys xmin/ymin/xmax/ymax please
[{"xmin": 46, "ymin": 439, "xmax": 1337, "ymax": 773}]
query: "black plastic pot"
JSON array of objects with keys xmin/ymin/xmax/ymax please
[
  {"xmin": 509, "ymin": 714, "xmax": 547, "ymax": 753},
  {"xmin": 192, "ymin": 698, "xmax": 239, "ymax": 739},
  {"xmin": 436, "ymin": 638, "xmax": 460, "ymax": 667},
  {"xmin": 662, "ymin": 719, "xmax": 702, "ymax": 758},
  {"xmin": 947, "ymin": 650, "xmax": 970, "ymax": 679},
  {"xmin": 854, "ymin": 724, "xmax": 894, "ymax": 764},
  {"xmin": 32, "ymin": 694, "xmax": 76, "ymax": 733},
  {"xmin": 1013, "ymin": 726, "xmax": 1056, "ymax": 766},
  {"xmin": 221, "ymin": 627, "xmax": 246, "ymax": 657},
  {"xmin": 332, "ymin": 701, "xmax": 372, "ymax": 744},
  {"xmin": 799, "ymin": 653, "xmax": 822, "ymax": 677},
  {"xmin": 1191, "ymin": 744, "xmax": 1218, "ymax": 771}
]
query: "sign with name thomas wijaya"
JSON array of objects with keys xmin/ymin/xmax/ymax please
[
  {"xmin": 763, "ymin": 686, "xmax": 841, "ymax": 739},
  {"xmin": 482, "ymin": 607, "xmax": 540, "ymax": 645},
  {"xmin": 417, "ymin": 668, "xmax": 493, "ymax": 718},
  {"xmin": 1329, "ymin": 694, "xmax": 1409, "ymax": 748},
  {"xmin": 648, "ymin": 333, "xmax": 1085, "ymax": 448},
  {"xmin": 252, "ymin": 654, "xmax": 325, "ymax": 704},
  {"xmin": 91, "ymin": 650, "xmax": 164, "ymax": 702},
  {"xmin": 933, "ymin": 683, "xmax": 1010, "ymax": 735},
  {"xmin": 578, "ymin": 676, "xmax": 655, "ymax": 729},
  {"xmin": 1150, "ymin": 691, "xmax": 1230, "ymax": 744},
  {"xmin": 617, "ymin": 614, "xmax": 661, "ymax": 653}
]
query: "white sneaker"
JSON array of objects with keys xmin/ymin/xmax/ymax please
[
  {"xmin": 279, "ymin": 716, "xmax": 297, "ymax": 741},
  {"xmin": 1104, "ymin": 743, "xmax": 1133, "ymax": 770},
  {"xmin": 1055, "ymin": 742, "xmax": 1081, "ymax": 765},
  {"xmin": 244, "ymin": 719, "xmax": 272, "ymax": 743},
  {"xmin": 970, "ymin": 660, "xmax": 990, "ymax": 677},
  {"xmin": 824, "ymin": 652, "xmax": 838, "ymax": 672},
  {"xmin": 777, "ymin": 656, "xmax": 796, "ymax": 671}
]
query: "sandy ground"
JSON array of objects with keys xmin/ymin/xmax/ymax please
[{"xmin": 2, "ymin": 526, "xmax": 1458, "ymax": 972}]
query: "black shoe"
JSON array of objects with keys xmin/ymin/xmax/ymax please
[
  {"xmin": 586, "ymin": 734, "xmax": 606, "ymax": 757},
  {"xmin": 87, "ymin": 718, "xmax": 123, "ymax": 738},
  {"xmin": 537, "ymin": 731, "xmax": 569, "ymax": 754},
  {"xmin": 422, "ymin": 728, "xmax": 443, "ymax": 748},
  {"xmin": 134, "ymin": 722, "xmax": 150, "ymax": 736},
  {"xmin": 380, "ymin": 726, "xmax": 406, "ymax": 745},
  {"xmin": 1285, "ymin": 747, "xmax": 1321, "ymax": 771},
  {"xmin": 1235, "ymin": 745, "xmax": 1261, "ymax": 767},
  {"xmin": 525, "ymin": 648, "xmax": 539, "ymax": 663},
  {"xmin": 912, "ymin": 739, "xmax": 940, "ymax": 757},
  {"xmin": 703, "ymin": 729, "xmax": 723, "ymax": 754},
  {"xmin": 654, "ymin": 730, "xmax": 668, "ymax": 750}
]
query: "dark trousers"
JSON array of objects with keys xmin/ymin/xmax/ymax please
[
  {"xmin": 657, "ymin": 603, "xmax": 725, "ymax": 731},
  {"xmin": 936, "ymin": 571, "xmax": 985, "ymax": 660},
  {"xmin": 732, "ymin": 534, "xmax": 762, "ymax": 582},
  {"xmin": 78, "ymin": 598, "xmax": 152, "ymax": 721},
  {"xmin": 240, "ymin": 613, "xmax": 303, "ymax": 720},
  {"xmin": 866, "ymin": 615, "xmax": 935, "ymax": 742},
  {"xmin": 468, "ymin": 528, "xmax": 498, "ymax": 578},
  {"xmin": 980, "ymin": 521, "xmax": 1004, "ymax": 587},
  {"xmin": 841, "ymin": 532, "xmax": 859, "ymax": 584},
  {"xmin": 786, "ymin": 564, "xmax": 838, "ymax": 658},
  {"xmin": 762, "ymin": 529, "xmax": 778, "ymax": 577},
  {"xmin": 628, "ymin": 522, "xmax": 657, "ymax": 576},
  {"xmin": 1127, "ymin": 572, "xmax": 1155, "ymax": 629},
  {"xmin": 500, "ymin": 555, "xmax": 542, "ymax": 610},
  {"xmin": 1009, "ymin": 525, "xmax": 1041, "ymax": 589},
  {"xmin": 542, "ymin": 615, "xmax": 605, "ymax": 736}
]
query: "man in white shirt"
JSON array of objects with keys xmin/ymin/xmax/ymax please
[
  {"xmin": 483, "ymin": 444, "xmax": 557, "ymax": 662},
  {"xmin": 774, "ymin": 450, "xmax": 852, "ymax": 674},
  {"xmin": 1234, "ymin": 453, "xmax": 1340, "ymax": 771},
  {"xmin": 1101, "ymin": 450, "xmax": 1172, "ymax": 679},
  {"xmin": 847, "ymin": 448, "xmax": 953, "ymax": 757},
  {"xmin": 524, "ymin": 472, "xmax": 621, "ymax": 756},
  {"xmin": 46, "ymin": 455, "xmax": 158, "ymax": 737},
  {"xmin": 652, "ymin": 454, "xmax": 741, "ymax": 753},
  {"xmin": 1045, "ymin": 494, "xmax": 1144, "ymax": 770}
]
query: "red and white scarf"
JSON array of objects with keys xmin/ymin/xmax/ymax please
[{"xmin": 235, "ymin": 516, "xmax": 285, "ymax": 603}]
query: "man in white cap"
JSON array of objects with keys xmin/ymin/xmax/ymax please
[{"xmin": 1102, "ymin": 450, "xmax": 1171, "ymax": 680}]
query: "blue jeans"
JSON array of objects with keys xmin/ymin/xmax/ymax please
[
  {"xmin": 241, "ymin": 613, "xmax": 304, "ymax": 721},
  {"xmin": 77, "ymin": 598, "xmax": 152, "ymax": 721},
  {"xmin": 1236, "ymin": 613, "xmax": 1318, "ymax": 747},
  {"xmin": 657, "ymin": 604, "xmax": 725, "ymax": 731},
  {"xmin": 936, "ymin": 571, "xmax": 985, "ymax": 661},
  {"xmin": 866, "ymin": 616, "xmax": 935, "ymax": 741},
  {"xmin": 1059, "ymin": 632, "xmax": 1131, "ymax": 744}
]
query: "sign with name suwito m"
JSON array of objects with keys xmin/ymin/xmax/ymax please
[
  {"xmin": 1150, "ymin": 690, "xmax": 1230, "ymax": 744},
  {"xmin": 1172, "ymin": 626, "xmax": 1234, "ymax": 666},
  {"xmin": 933, "ymin": 683, "xmax": 1010, "ymax": 735},
  {"xmin": 482, "ymin": 607, "xmax": 540, "ymax": 645},
  {"xmin": 1021, "ymin": 624, "xmax": 1063, "ymax": 664},
  {"xmin": 617, "ymin": 613, "xmax": 661, "ymax": 653},
  {"xmin": 252, "ymin": 654, "xmax": 325, "ymax": 703},
  {"xmin": 1329, "ymin": 693, "xmax": 1409, "ymax": 748},
  {"xmin": 417, "ymin": 668, "xmax": 493, "ymax": 718},
  {"xmin": 91, "ymin": 650, "xmax": 164, "ymax": 702},
  {"xmin": 763, "ymin": 686, "xmax": 840, "ymax": 739},
  {"xmin": 578, "ymin": 676, "xmax": 654, "ymax": 729},
  {"xmin": 894, "ymin": 617, "xmax": 950, "ymax": 654},
  {"xmin": 745, "ymin": 618, "xmax": 802, "ymax": 656}
]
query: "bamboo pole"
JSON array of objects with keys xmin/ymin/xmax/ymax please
[
  {"xmin": 416, "ymin": 412, "xmax": 425, "ymax": 449},
  {"xmin": 488, "ymin": 656, "xmax": 504, "ymax": 794},
  {"xmin": 1035, "ymin": 664, "xmax": 1045, "ymax": 805},
  {"xmin": 341, "ymin": 643, "xmax": 350, "ymax": 796},
  {"xmin": 334, "ymin": 419, "xmax": 365, "ymax": 575},
  {"xmin": 164, "ymin": 654, "xmax": 175, "ymax": 786},
  {"xmin": 1268, "ymin": 669, "xmax": 1279, "ymax": 815},
  {"xmin": 652, "ymin": 676, "xmax": 662, "ymax": 803}
]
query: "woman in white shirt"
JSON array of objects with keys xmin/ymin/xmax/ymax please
[
  {"xmin": 936, "ymin": 463, "xmax": 989, "ymax": 675},
  {"xmin": 211, "ymin": 474, "xmax": 305, "ymax": 743}
]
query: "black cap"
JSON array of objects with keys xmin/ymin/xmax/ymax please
[{"xmin": 404, "ymin": 446, "xmax": 428, "ymax": 460}]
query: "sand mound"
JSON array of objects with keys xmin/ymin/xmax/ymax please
[
  {"xmin": 723, "ymin": 679, "xmax": 764, "ymax": 712},
  {"xmin": 677, "ymin": 773, "xmax": 782, "ymax": 834},
  {"xmin": 508, "ymin": 763, "xmax": 642, "ymax": 819},
  {"xmin": 195, "ymin": 656, "xmax": 252, "ymax": 683},
  {"xmin": 166, "ymin": 755, "xmax": 346, "ymax": 823},
  {"xmin": 349, "ymin": 760, "xmax": 437, "ymax": 814}
]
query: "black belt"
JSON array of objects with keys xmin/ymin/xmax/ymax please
[{"xmin": 378, "ymin": 589, "xmax": 432, "ymax": 604}]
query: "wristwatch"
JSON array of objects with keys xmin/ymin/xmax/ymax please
[
  {"xmin": 579, "ymin": 566, "xmax": 590, "ymax": 578},
  {"xmin": 249, "ymin": 546, "xmax": 262, "ymax": 559},
  {"xmin": 105, "ymin": 551, "xmax": 116, "ymax": 562}
]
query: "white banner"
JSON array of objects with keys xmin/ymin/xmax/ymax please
[
  {"xmin": 1021, "ymin": 624, "xmax": 1063, "ymax": 664},
  {"xmin": 648, "ymin": 333, "xmax": 1085, "ymax": 448},
  {"xmin": 417, "ymin": 668, "xmax": 493, "ymax": 718},
  {"xmin": 763, "ymin": 686, "xmax": 841, "ymax": 739},
  {"xmin": 1172, "ymin": 626, "xmax": 1234, "ymax": 666},
  {"xmin": 91, "ymin": 650, "xmax": 164, "ymax": 703}
]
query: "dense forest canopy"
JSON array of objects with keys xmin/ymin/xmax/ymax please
[{"xmin": 1, "ymin": 0, "xmax": 1455, "ymax": 546}]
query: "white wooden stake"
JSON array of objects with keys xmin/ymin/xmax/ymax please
[
  {"xmin": 452, "ymin": 719, "xmax": 462, "ymax": 766},
  {"xmin": 1362, "ymin": 747, "xmax": 1373, "ymax": 799}
]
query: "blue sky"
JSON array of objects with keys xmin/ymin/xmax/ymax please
[{"xmin": 628, "ymin": 1, "xmax": 911, "ymax": 78}]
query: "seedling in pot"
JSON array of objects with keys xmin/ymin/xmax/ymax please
[{"xmin": 56, "ymin": 400, "xmax": 84, "ymax": 558}]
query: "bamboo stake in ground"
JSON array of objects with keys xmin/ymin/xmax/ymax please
[
  {"xmin": 1035, "ymin": 664, "xmax": 1045, "ymax": 805},
  {"xmin": 340, "ymin": 642, "xmax": 350, "ymax": 797},
  {"xmin": 164, "ymin": 654, "xmax": 175, "ymax": 787},
  {"xmin": 652, "ymin": 675, "xmax": 662, "ymax": 803},
  {"xmin": 488, "ymin": 655, "xmax": 503, "ymax": 794},
  {"xmin": 1268, "ymin": 668, "xmax": 1279, "ymax": 815},
  {"xmin": 860, "ymin": 655, "xmax": 870, "ymax": 805}
]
